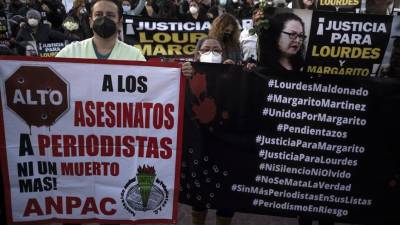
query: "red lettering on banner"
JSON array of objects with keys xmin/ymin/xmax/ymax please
[
  {"xmin": 37, "ymin": 134, "xmax": 172, "ymax": 159},
  {"xmin": 23, "ymin": 196, "xmax": 117, "ymax": 216},
  {"xmin": 51, "ymin": 135, "xmax": 62, "ymax": 156},
  {"xmin": 136, "ymin": 136, "xmax": 146, "ymax": 157},
  {"xmin": 81, "ymin": 197, "xmax": 99, "ymax": 214},
  {"xmin": 134, "ymin": 102, "xmax": 144, "ymax": 128},
  {"xmin": 165, "ymin": 104, "xmax": 175, "ymax": 129},
  {"xmin": 123, "ymin": 136, "xmax": 135, "ymax": 157},
  {"xmin": 86, "ymin": 101, "xmax": 96, "ymax": 126},
  {"xmin": 96, "ymin": 102, "xmax": 105, "ymax": 127},
  {"xmin": 38, "ymin": 135, "xmax": 50, "ymax": 156},
  {"xmin": 143, "ymin": 102, "xmax": 152, "ymax": 128},
  {"xmin": 24, "ymin": 198, "xmax": 44, "ymax": 216},
  {"xmin": 66, "ymin": 196, "xmax": 81, "ymax": 214},
  {"xmin": 160, "ymin": 137, "xmax": 172, "ymax": 159},
  {"xmin": 74, "ymin": 101, "xmax": 85, "ymax": 126},
  {"xmin": 100, "ymin": 198, "xmax": 117, "ymax": 215},
  {"xmin": 105, "ymin": 102, "xmax": 115, "ymax": 127},
  {"xmin": 61, "ymin": 161, "xmax": 119, "ymax": 176},
  {"xmin": 74, "ymin": 101, "xmax": 175, "ymax": 129},
  {"xmin": 45, "ymin": 196, "xmax": 63, "ymax": 214},
  {"xmin": 147, "ymin": 137, "xmax": 159, "ymax": 158}
]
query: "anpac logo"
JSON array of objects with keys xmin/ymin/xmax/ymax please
[
  {"xmin": 121, "ymin": 165, "xmax": 168, "ymax": 216},
  {"xmin": 5, "ymin": 65, "xmax": 69, "ymax": 127}
]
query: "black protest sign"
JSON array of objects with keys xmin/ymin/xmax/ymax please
[
  {"xmin": 123, "ymin": 16, "xmax": 210, "ymax": 58},
  {"xmin": 0, "ymin": 11, "xmax": 8, "ymax": 40},
  {"xmin": 37, "ymin": 42, "xmax": 65, "ymax": 57},
  {"xmin": 316, "ymin": 0, "xmax": 361, "ymax": 13},
  {"xmin": 180, "ymin": 63, "xmax": 400, "ymax": 224},
  {"xmin": 304, "ymin": 11, "xmax": 392, "ymax": 77}
]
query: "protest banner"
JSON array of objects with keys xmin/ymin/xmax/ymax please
[
  {"xmin": 317, "ymin": 0, "xmax": 362, "ymax": 12},
  {"xmin": 0, "ymin": 57, "xmax": 185, "ymax": 225},
  {"xmin": 291, "ymin": 0, "xmax": 361, "ymax": 12},
  {"xmin": 180, "ymin": 63, "xmax": 400, "ymax": 224},
  {"xmin": 123, "ymin": 16, "xmax": 210, "ymax": 59},
  {"xmin": 37, "ymin": 42, "xmax": 66, "ymax": 57},
  {"xmin": 304, "ymin": 11, "xmax": 392, "ymax": 77}
]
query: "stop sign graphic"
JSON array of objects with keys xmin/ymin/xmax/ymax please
[{"xmin": 5, "ymin": 65, "xmax": 69, "ymax": 127}]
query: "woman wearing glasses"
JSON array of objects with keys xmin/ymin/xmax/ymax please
[
  {"xmin": 257, "ymin": 12, "xmax": 335, "ymax": 225},
  {"xmin": 257, "ymin": 12, "xmax": 306, "ymax": 73}
]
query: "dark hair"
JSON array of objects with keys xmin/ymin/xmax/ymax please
[
  {"xmin": 296, "ymin": 0, "xmax": 316, "ymax": 9},
  {"xmin": 208, "ymin": 13, "xmax": 240, "ymax": 50},
  {"xmin": 157, "ymin": 0, "xmax": 177, "ymax": 19},
  {"xmin": 258, "ymin": 12, "xmax": 305, "ymax": 71},
  {"xmin": 90, "ymin": 0, "xmax": 123, "ymax": 19}
]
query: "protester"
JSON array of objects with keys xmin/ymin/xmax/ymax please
[
  {"xmin": 239, "ymin": 4, "xmax": 263, "ymax": 62},
  {"xmin": 63, "ymin": 0, "xmax": 92, "ymax": 41},
  {"xmin": 122, "ymin": 0, "xmax": 146, "ymax": 16},
  {"xmin": 292, "ymin": 0, "xmax": 315, "ymax": 9},
  {"xmin": 184, "ymin": 0, "xmax": 208, "ymax": 20},
  {"xmin": 257, "ymin": 12, "xmax": 305, "ymax": 72},
  {"xmin": 36, "ymin": 0, "xmax": 67, "ymax": 31},
  {"xmin": 366, "ymin": 0, "xmax": 394, "ymax": 15},
  {"xmin": 9, "ymin": 0, "xmax": 25, "ymax": 16},
  {"xmin": 207, "ymin": 0, "xmax": 229, "ymax": 19},
  {"xmin": 181, "ymin": 37, "xmax": 235, "ymax": 225},
  {"xmin": 208, "ymin": 13, "xmax": 241, "ymax": 63},
  {"xmin": 16, "ymin": 9, "xmax": 73, "ymax": 43},
  {"xmin": 140, "ymin": 0, "xmax": 158, "ymax": 17},
  {"xmin": 56, "ymin": 0, "xmax": 145, "ymax": 60},
  {"xmin": 157, "ymin": 0, "xmax": 178, "ymax": 19},
  {"xmin": 228, "ymin": 0, "xmax": 245, "ymax": 20},
  {"xmin": 240, "ymin": 0, "xmax": 257, "ymax": 18},
  {"xmin": 388, "ymin": 38, "xmax": 400, "ymax": 77}
]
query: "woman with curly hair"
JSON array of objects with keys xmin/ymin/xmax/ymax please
[
  {"xmin": 208, "ymin": 13, "xmax": 241, "ymax": 64},
  {"xmin": 257, "ymin": 12, "xmax": 306, "ymax": 73}
]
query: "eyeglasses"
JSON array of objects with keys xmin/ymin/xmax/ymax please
[
  {"xmin": 198, "ymin": 49, "xmax": 223, "ymax": 55},
  {"xmin": 281, "ymin": 31, "xmax": 307, "ymax": 41}
]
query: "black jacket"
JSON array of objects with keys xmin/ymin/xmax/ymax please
[{"xmin": 16, "ymin": 23, "xmax": 67, "ymax": 42}]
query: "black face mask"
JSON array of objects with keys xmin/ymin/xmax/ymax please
[
  {"xmin": 92, "ymin": 17, "xmax": 117, "ymax": 39},
  {"xmin": 223, "ymin": 32, "xmax": 232, "ymax": 42}
]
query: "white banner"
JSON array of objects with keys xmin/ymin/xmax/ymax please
[{"xmin": 0, "ymin": 57, "xmax": 184, "ymax": 224}]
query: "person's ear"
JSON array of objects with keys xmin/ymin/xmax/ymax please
[
  {"xmin": 117, "ymin": 17, "xmax": 123, "ymax": 29},
  {"xmin": 89, "ymin": 16, "xmax": 93, "ymax": 28}
]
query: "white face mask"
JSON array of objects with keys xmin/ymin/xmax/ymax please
[
  {"xmin": 199, "ymin": 52, "xmax": 222, "ymax": 63},
  {"xmin": 219, "ymin": 0, "xmax": 227, "ymax": 6},
  {"xmin": 28, "ymin": 18, "xmax": 39, "ymax": 27},
  {"xmin": 122, "ymin": 5, "xmax": 131, "ymax": 12},
  {"xmin": 189, "ymin": 6, "xmax": 198, "ymax": 14}
]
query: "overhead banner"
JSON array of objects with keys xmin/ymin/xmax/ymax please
[
  {"xmin": 0, "ymin": 57, "xmax": 185, "ymax": 225},
  {"xmin": 180, "ymin": 63, "xmax": 400, "ymax": 224},
  {"xmin": 122, "ymin": 16, "xmax": 210, "ymax": 59}
]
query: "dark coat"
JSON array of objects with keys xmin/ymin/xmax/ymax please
[{"xmin": 16, "ymin": 23, "xmax": 66, "ymax": 42}]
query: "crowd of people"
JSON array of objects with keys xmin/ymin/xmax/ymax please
[
  {"xmin": 0, "ymin": 0, "xmax": 300, "ymax": 59},
  {"xmin": 0, "ymin": 0, "xmax": 399, "ymax": 225}
]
